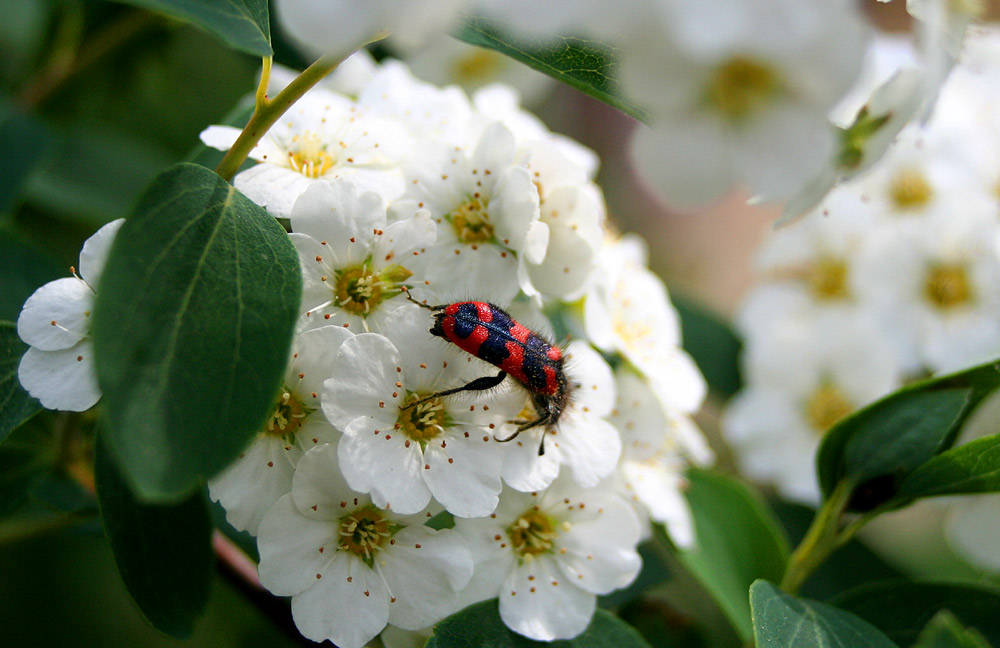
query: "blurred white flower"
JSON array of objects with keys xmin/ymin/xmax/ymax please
[
  {"xmin": 623, "ymin": 0, "xmax": 869, "ymax": 207},
  {"xmin": 17, "ymin": 218, "xmax": 124, "ymax": 411},
  {"xmin": 724, "ymin": 314, "xmax": 901, "ymax": 503},
  {"xmin": 257, "ymin": 443, "xmax": 472, "ymax": 648}
]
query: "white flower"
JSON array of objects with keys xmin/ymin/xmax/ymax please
[
  {"xmin": 855, "ymin": 205, "xmax": 1000, "ymax": 373},
  {"xmin": 257, "ymin": 443, "xmax": 472, "ymax": 648},
  {"xmin": 357, "ymin": 59, "xmax": 476, "ymax": 149},
  {"xmin": 453, "ymin": 475, "xmax": 642, "ymax": 641},
  {"xmin": 17, "ymin": 218, "xmax": 124, "ymax": 411},
  {"xmin": 622, "ymin": 0, "xmax": 869, "ymax": 206},
  {"xmin": 500, "ymin": 340, "xmax": 621, "ymax": 493},
  {"xmin": 276, "ymin": 0, "xmax": 465, "ymax": 60},
  {"xmin": 394, "ymin": 122, "xmax": 545, "ymax": 304},
  {"xmin": 289, "ymin": 178, "xmax": 436, "ymax": 333},
  {"xmin": 520, "ymin": 140, "xmax": 605, "ymax": 300},
  {"xmin": 209, "ymin": 325, "xmax": 351, "ymax": 534},
  {"xmin": 322, "ymin": 305, "xmax": 516, "ymax": 517},
  {"xmin": 200, "ymin": 87, "xmax": 411, "ymax": 218},
  {"xmin": 723, "ymin": 313, "xmax": 901, "ymax": 504},
  {"xmin": 585, "ymin": 234, "xmax": 705, "ymax": 415},
  {"xmin": 944, "ymin": 494, "xmax": 1000, "ymax": 572},
  {"xmin": 611, "ymin": 368, "xmax": 712, "ymax": 548}
]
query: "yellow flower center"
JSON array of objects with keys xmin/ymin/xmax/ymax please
[
  {"xmin": 267, "ymin": 388, "xmax": 306, "ymax": 437},
  {"xmin": 707, "ymin": 56, "xmax": 782, "ymax": 122},
  {"xmin": 335, "ymin": 266, "xmax": 383, "ymax": 315},
  {"xmin": 804, "ymin": 384, "xmax": 854, "ymax": 434},
  {"xmin": 338, "ymin": 505, "xmax": 396, "ymax": 567},
  {"xmin": 509, "ymin": 509, "xmax": 559, "ymax": 558},
  {"xmin": 452, "ymin": 49, "xmax": 504, "ymax": 85},
  {"xmin": 287, "ymin": 132, "xmax": 336, "ymax": 179},
  {"xmin": 924, "ymin": 263, "xmax": 972, "ymax": 310},
  {"xmin": 807, "ymin": 257, "xmax": 850, "ymax": 301},
  {"xmin": 449, "ymin": 195, "xmax": 495, "ymax": 243},
  {"xmin": 398, "ymin": 394, "xmax": 447, "ymax": 442},
  {"xmin": 889, "ymin": 168, "xmax": 933, "ymax": 211}
]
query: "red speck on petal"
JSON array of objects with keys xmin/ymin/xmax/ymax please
[{"xmin": 267, "ymin": 461, "xmax": 274, "ymax": 468}]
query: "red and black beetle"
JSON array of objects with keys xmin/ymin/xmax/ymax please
[{"xmin": 404, "ymin": 294, "xmax": 570, "ymax": 455}]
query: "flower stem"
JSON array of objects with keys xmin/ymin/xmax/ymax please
[
  {"xmin": 214, "ymin": 51, "xmax": 348, "ymax": 182},
  {"xmin": 779, "ymin": 481, "xmax": 856, "ymax": 595}
]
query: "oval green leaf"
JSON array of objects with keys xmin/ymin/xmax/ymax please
[
  {"xmin": 750, "ymin": 580, "xmax": 899, "ymax": 648},
  {"xmin": 831, "ymin": 580, "xmax": 1000, "ymax": 647},
  {"xmin": 94, "ymin": 435, "xmax": 212, "ymax": 639},
  {"xmin": 454, "ymin": 16, "xmax": 646, "ymax": 122},
  {"xmin": 92, "ymin": 162, "xmax": 301, "ymax": 499},
  {"xmin": 816, "ymin": 361, "xmax": 1000, "ymax": 509},
  {"xmin": 113, "ymin": 0, "xmax": 271, "ymax": 56},
  {"xmin": 426, "ymin": 600, "xmax": 651, "ymax": 648},
  {"xmin": 676, "ymin": 469, "xmax": 789, "ymax": 641},
  {"xmin": 915, "ymin": 611, "xmax": 992, "ymax": 648},
  {"xmin": 0, "ymin": 321, "xmax": 40, "ymax": 443},
  {"xmin": 897, "ymin": 433, "xmax": 1000, "ymax": 500}
]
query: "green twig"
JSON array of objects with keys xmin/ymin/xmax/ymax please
[{"xmin": 779, "ymin": 481, "xmax": 853, "ymax": 595}]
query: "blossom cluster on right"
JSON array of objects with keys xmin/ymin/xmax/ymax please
[{"xmin": 723, "ymin": 27, "xmax": 1000, "ymax": 570}]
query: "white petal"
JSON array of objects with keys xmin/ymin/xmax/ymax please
[
  {"xmin": 565, "ymin": 341, "xmax": 615, "ymax": 417},
  {"xmin": 339, "ymin": 418, "xmax": 431, "ymax": 514},
  {"xmin": 17, "ymin": 278, "xmax": 93, "ymax": 350},
  {"xmin": 382, "ymin": 526, "xmax": 473, "ymax": 629},
  {"xmin": 501, "ymin": 427, "xmax": 561, "ymax": 492},
  {"xmin": 423, "ymin": 434, "xmax": 504, "ymax": 518},
  {"xmin": 291, "ymin": 179, "xmax": 386, "ymax": 258},
  {"xmin": 77, "ymin": 218, "xmax": 125, "ymax": 285},
  {"xmin": 234, "ymin": 164, "xmax": 316, "ymax": 218},
  {"xmin": 208, "ymin": 435, "xmax": 299, "ymax": 535},
  {"xmin": 290, "ymin": 555, "xmax": 390, "ymax": 648},
  {"xmin": 499, "ymin": 556, "xmax": 595, "ymax": 641},
  {"xmin": 291, "ymin": 325, "xmax": 354, "ymax": 406},
  {"xmin": 491, "ymin": 166, "xmax": 541, "ymax": 254},
  {"xmin": 291, "ymin": 443, "xmax": 367, "ymax": 519},
  {"xmin": 553, "ymin": 414, "xmax": 621, "ymax": 488},
  {"xmin": 18, "ymin": 342, "xmax": 100, "ymax": 411},
  {"xmin": 198, "ymin": 125, "xmax": 242, "ymax": 152},
  {"xmin": 323, "ymin": 334, "xmax": 403, "ymax": 430},
  {"xmin": 373, "ymin": 209, "xmax": 437, "ymax": 263},
  {"xmin": 257, "ymin": 494, "xmax": 337, "ymax": 596},
  {"xmin": 555, "ymin": 498, "xmax": 642, "ymax": 594}
]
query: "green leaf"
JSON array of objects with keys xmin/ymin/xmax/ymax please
[
  {"xmin": 94, "ymin": 435, "xmax": 212, "ymax": 639},
  {"xmin": 897, "ymin": 433, "xmax": 1000, "ymax": 500},
  {"xmin": 914, "ymin": 611, "xmax": 993, "ymax": 648},
  {"xmin": 0, "ymin": 321, "xmax": 40, "ymax": 443},
  {"xmin": 675, "ymin": 469, "xmax": 789, "ymax": 641},
  {"xmin": 454, "ymin": 16, "xmax": 646, "ymax": 121},
  {"xmin": 92, "ymin": 163, "xmax": 301, "ymax": 499},
  {"xmin": 831, "ymin": 580, "xmax": 1000, "ymax": 648},
  {"xmin": 816, "ymin": 361, "xmax": 1000, "ymax": 510},
  {"xmin": 673, "ymin": 294, "xmax": 742, "ymax": 398},
  {"xmin": 113, "ymin": 0, "xmax": 271, "ymax": 56},
  {"xmin": 426, "ymin": 600, "xmax": 652, "ymax": 648},
  {"xmin": 750, "ymin": 580, "xmax": 898, "ymax": 648}
]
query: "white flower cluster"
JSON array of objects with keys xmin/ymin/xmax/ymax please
[
  {"xmin": 723, "ymin": 28, "xmax": 1000, "ymax": 567},
  {"xmin": 196, "ymin": 60, "xmax": 709, "ymax": 645}
]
